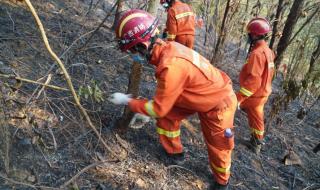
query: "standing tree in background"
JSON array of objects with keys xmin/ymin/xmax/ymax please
[
  {"xmin": 147, "ymin": 0, "xmax": 159, "ymax": 16},
  {"xmin": 275, "ymin": 0, "xmax": 305, "ymax": 67},
  {"xmin": 112, "ymin": 0, "xmax": 125, "ymax": 30},
  {"xmin": 304, "ymin": 38, "xmax": 320, "ymax": 87},
  {"xmin": 269, "ymin": 0, "xmax": 285, "ymax": 49},
  {"xmin": 0, "ymin": 84, "xmax": 11, "ymax": 174},
  {"xmin": 211, "ymin": 0, "xmax": 232, "ymax": 64}
]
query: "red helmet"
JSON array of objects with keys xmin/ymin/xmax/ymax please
[
  {"xmin": 247, "ymin": 17, "xmax": 271, "ymax": 36},
  {"xmin": 115, "ymin": 9, "xmax": 159, "ymax": 51}
]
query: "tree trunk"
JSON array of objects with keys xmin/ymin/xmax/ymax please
[
  {"xmin": 269, "ymin": 0, "xmax": 284, "ymax": 49},
  {"xmin": 147, "ymin": 0, "xmax": 158, "ymax": 16},
  {"xmin": 211, "ymin": 0, "xmax": 231, "ymax": 64},
  {"xmin": 246, "ymin": 0, "xmax": 250, "ymax": 12},
  {"xmin": 112, "ymin": 0, "xmax": 124, "ymax": 30},
  {"xmin": 210, "ymin": 0, "xmax": 220, "ymax": 48},
  {"xmin": 116, "ymin": 61, "xmax": 142, "ymax": 134},
  {"xmin": 0, "ymin": 84, "xmax": 11, "ymax": 174},
  {"xmin": 204, "ymin": 0, "xmax": 211, "ymax": 45},
  {"xmin": 305, "ymin": 39, "xmax": 320, "ymax": 82},
  {"xmin": 275, "ymin": 0, "xmax": 305, "ymax": 68}
]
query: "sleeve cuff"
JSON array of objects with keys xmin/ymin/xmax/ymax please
[
  {"xmin": 128, "ymin": 99, "xmax": 148, "ymax": 114},
  {"xmin": 236, "ymin": 92, "xmax": 247, "ymax": 104}
]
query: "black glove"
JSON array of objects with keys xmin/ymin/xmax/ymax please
[{"xmin": 162, "ymin": 32, "xmax": 168, "ymax": 39}]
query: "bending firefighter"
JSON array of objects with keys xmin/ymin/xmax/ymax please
[
  {"xmin": 110, "ymin": 10, "xmax": 236, "ymax": 190},
  {"xmin": 160, "ymin": 0, "xmax": 195, "ymax": 48},
  {"xmin": 237, "ymin": 18, "xmax": 275, "ymax": 154}
]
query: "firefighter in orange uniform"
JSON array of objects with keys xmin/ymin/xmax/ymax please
[
  {"xmin": 237, "ymin": 18, "xmax": 275, "ymax": 154},
  {"xmin": 110, "ymin": 9, "xmax": 236, "ymax": 190},
  {"xmin": 160, "ymin": 0, "xmax": 195, "ymax": 49}
]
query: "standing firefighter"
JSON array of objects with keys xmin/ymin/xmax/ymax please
[
  {"xmin": 160, "ymin": 0, "xmax": 195, "ymax": 48},
  {"xmin": 237, "ymin": 18, "xmax": 275, "ymax": 154},
  {"xmin": 110, "ymin": 9, "xmax": 236, "ymax": 190}
]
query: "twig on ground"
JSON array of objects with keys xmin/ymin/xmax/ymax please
[
  {"xmin": 0, "ymin": 74, "xmax": 69, "ymax": 91},
  {"xmin": 6, "ymin": 9, "xmax": 15, "ymax": 31},
  {"xmin": 36, "ymin": 74, "xmax": 52, "ymax": 99},
  {"xmin": 35, "ymin": 144, "xmax": 56, "ymax": 169},
  {"xmin": 47, "ymin": 125, "xmax": 57, "ymax": 151},
  {"xmin": 60, "ymin": 160, "xmax": 114, "ymax": 188},
  {"xmin": 0, "ymin": 173, "xmax": 59, "ymax": 190},
  {"xmin": 302, "ymin": 184, "xmax": 319, "ymax": 190}
]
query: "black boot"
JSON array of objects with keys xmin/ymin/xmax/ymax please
[
  {"xmin": 210, "ymin": 181, "xmax": 229, "ymax": 190},
  {"xmin": 165, "ymin": 152, "xmax": 185, "ymax": 165},
  {"xmin": 248, "ymin": 135, "xmax": 263, "ymax": 154}
]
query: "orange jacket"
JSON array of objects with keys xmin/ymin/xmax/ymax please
[
  {"xmin": 129, "ymin": 39, "xmax": 234, "ymax": 118},
  {"xmin": 237, "ymin": 40, "xmax": 275, "ymax": 103},
  {"xmin": 166, "ymin": 0, "xmax": 195, "ymax": 41}
]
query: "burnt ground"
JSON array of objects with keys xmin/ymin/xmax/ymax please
[{"xmin": 0, "ymin": 0, "xmax": 319, "ymax": 190}]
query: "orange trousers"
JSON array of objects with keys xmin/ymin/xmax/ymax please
[
  {"xmin": 175, "ymin": 34, "xmax": 195, "ymax": 49},
  {"xmin": 240, "ymin": 97, "xmax": 268, "ymax": 140},
  {"xmin": 156, "ymin": 94, "xmax": 237, "ymax": 185}
]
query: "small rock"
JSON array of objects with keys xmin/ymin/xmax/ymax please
[
  {"xmin": 27, "ymin": 175, "xmax": 36, "ymax": 183},
  {"xmin": 135, "ymin": 178, "xmax": 147, "ymax": 188},
  {"xmin": 127, "ymin": 168, "xmax": 137, "ymax": 173},
  {"xmin": 283, "ymin": 150, "xmax": 302, "ymax": 166}
]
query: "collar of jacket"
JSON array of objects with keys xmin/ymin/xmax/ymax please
[
  {"xmin": 253, "ymin": 40, "xmax": 267, "ymax": 50},
  {"xmin": 149, "ymin": 38, "xmax": 167, "ymax": 67},
  {"xmin": 170, "ymin": 0, "xmax": 183, "ymax": 9}
]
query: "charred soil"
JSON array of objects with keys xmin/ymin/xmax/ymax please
[{"xmin": 0, "ymin": 0, "xmax": 319, "ymax": 190}]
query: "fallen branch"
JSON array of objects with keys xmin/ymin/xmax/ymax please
[
  {"xmin": 60, "ymin": 160, "xmax": 113, "ymax": 188},
  {"xmin": 0, "ymin": 173, "xmax": 59, "ymax": 190},
  {"xmin": 36, "ymin": 73, "xmax": 52, "ymax": 99},
  {"xmin": 0, "ymin": 73, "xmax": 68, "ymax": 91},
  {"xmin": 23, "ymin": 0, "xmax": 121, "ymax": 160}
]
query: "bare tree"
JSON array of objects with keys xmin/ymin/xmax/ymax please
[
  {"xmin": 211, "ymin": 0, "xmax": 231, "ymax": 63},
  {"xmin": 147, "ymin": 0, "xmax": 159, "ymax": 16},
  {"xmin": 269, "ymin": 0, "xmax": 285, "ymax": 49},
  {"xmin": 275, "ymin": 0, "xmax": 306, "ymax": 67},
  {"xmin": 0, "ymin": 84, "xmax": 11, "ymax": 174},
  {"xmin": 305, "ymin": 38, "xmax": 320, "ymax": 84},
  {"xmin": 116, "ymin": 60, "xmax": 142, "ymax": 134},
  {"xmin": 112, "ymin": 0, "xmax": 125, "ymax": 30}
]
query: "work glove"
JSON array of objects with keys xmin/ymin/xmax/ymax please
[
  {"xmin": 109, "ymin": 93, "xmax": 132, "ymax": 105},
  {"xmin": 129, "ymin": 113, "xmax": 151, "ymax": 129}
]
